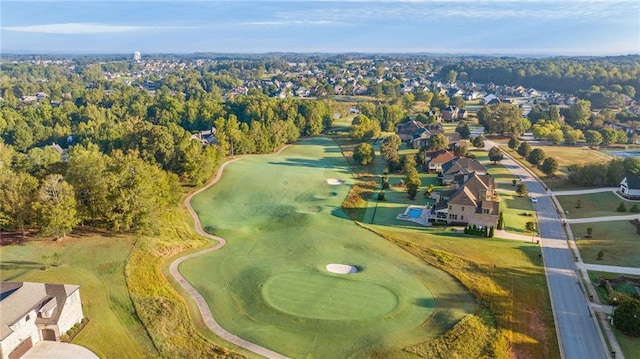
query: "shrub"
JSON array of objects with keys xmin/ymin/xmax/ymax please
[
  {"xmin": 617, "ymin": 202, "xmax": 627, "ymax": 212},
  {"xmin": 377, "ymin": 192, "xmax": 386, "ymax": 201},
  {"xmin": 613, "ymin": 298, "xmax": 640, "ymax": 336},
  {"xmin": 597, "ymin": 250, "xmax": 604, "ymax": 260},
  {"xmin": 631, "ymin": 204, "xmax": 640, "ymax": 213}
]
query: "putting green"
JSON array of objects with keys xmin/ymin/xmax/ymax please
[
  {"xmin": 263, "ymin": 272, "xmax": 398, "ymax": 320},
  {"xmin": 182, "ymin": 137, "xmax": 475, "ymax": 358}
]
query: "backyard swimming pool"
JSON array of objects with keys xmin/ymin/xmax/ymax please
[{"xmin": 407, "ymin": 207, "xmax": 423, "ymax": 218}]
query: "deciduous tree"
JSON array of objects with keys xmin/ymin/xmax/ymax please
[
  {"xmin": 488, "ymin": 146, "xmax": 504, "ymax": 164},
  {"xmin": 353, "ymin": 142, "xmax": 375, "ymax": 166},
  {"xmin": 34, "ymin": 174, "xmax": 79, "ymax": 240}
]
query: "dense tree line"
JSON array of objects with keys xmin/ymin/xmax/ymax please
[
  {"xmin": 441, "ymin": 56, "xmax": 640, "ymax": 99},
  {"xmin": 0, "ymin": 64, "xmax": 337, "ymax": 238},
  {"xmin": 567, "ymin": 157, "xmax": 640, "ymax": 187}
]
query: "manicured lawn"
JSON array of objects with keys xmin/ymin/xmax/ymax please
[
  {"xmin": 571, "ymin": 221, "xmax": 640, "ymax": 267},
  {"xmin": 184, "ymin": 137, "xmax": 475, "ymax": 358},
  {"xmin": 556, "ymin": 192, "xmax": 636, "ymax": 219},
  {"xmin": 0, "ymin": 234, "xmax": 156, "ymax": 358}
]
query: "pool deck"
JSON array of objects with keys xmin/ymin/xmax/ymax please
[{"xmin": 396, "ymin": 205, "xmax": 432, "ymax": 226}]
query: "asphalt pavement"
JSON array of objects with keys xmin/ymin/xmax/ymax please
[{"xmin": 487, "ymin": 141, "xmax": 610, "ymax": 359}]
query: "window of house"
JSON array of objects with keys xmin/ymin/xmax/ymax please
[
  {"xmin": 461, "ymin": 206, "xmax": 464, "ymax": 211},
  {"xmin": 26, "ymin": 315, "xmax": 30, "ymax": 322},
  {"xmin": 461, "ymin": 215, "xmax": 464, "ymax": 220},
  {"xmin": 449, "ymin": 205, "xmax": 452, "ymax": 210}
]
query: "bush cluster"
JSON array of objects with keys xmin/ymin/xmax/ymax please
[{"xmin": 464, "ymin": 225, "xmax": 494, "ymax": 238}]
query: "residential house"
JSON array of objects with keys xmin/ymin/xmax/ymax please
[
  {"xmin": 439, "ymin": 157, "xmax": 487, "ymax": 185},
  {"xmin": 619, "ymin": 176, "xmax": 640, "ymax": 199},
  {"xmin": 396, "ymin": 121, "xmax": 426, "ymax": 142},
  {"xmin": 481, "ymin": 94, "xmax": 498, "ymax": 105},
  {"xmin": 191, "ymin": 128, "xmax": 217, "ymax": 146},
  {"xmin": 431, "ymin": 172, "xmax": 500, "ymax": 227},
  {"xmin": 457, "ymin": 109, "xmax": 468, "ymax": 119},
  {"xmin": 0, "ymin": 282, "xmax": 84, "ymax": 359},
  {"xmin": 447, "ymin": 88, "xmax": 464, "ymax": 98},
  {"xmin": 441, "ymin": 106, "xmax": 459, "ymax": 122},
  {"xmin": 410, "ymin": 128, "xmax": 433, "ymax": 149},
  {"xmin": 423, "ymin": 149, "xmax": 456, "ymax": 172}
]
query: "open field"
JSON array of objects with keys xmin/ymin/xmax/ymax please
[
  {"xmin": 555, "ymin": 192, "xmax": 636, "ymax": 219},
  {"xmin": 532, "ymin": 145, "xmax": 612, "ymax": 173},
  {"xmin": 183, "ymin": 137, "xmax": 475, "ymax": 358},
  {"xmin": 0, "ymin": 234, "xmax": 156, "ymax": 358},
  {"xmin": 500, "ymin": 142, "xmax": 613, "ymax": 191},
  {"xmin": 571, "ymin": 221, "xmax": 640, "ymax": 267},
  {"xmin": 370, "ymin": 226, "xmax": 560, "ymax": 359}
]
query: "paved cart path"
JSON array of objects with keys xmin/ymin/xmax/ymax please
[{"xmin": 170, "ymin": 150, "xmax": 290, "ymax": 359}]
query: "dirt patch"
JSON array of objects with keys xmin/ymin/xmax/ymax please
[{"xmin": 629, "ymin": 219, "xmax": 640, "ymax": 235}]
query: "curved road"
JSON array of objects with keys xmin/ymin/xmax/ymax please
[
  {"xmin": 169, "ymin": 152, "xmax": 290, "ymax": 359},
  {"xmin": 487, "ymin": 141, "xmax": 610, "ymax": 359}
]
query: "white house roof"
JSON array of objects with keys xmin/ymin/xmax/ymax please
[{"xmin": 0, "ymin": 281, "xmax": 79, "ymax": 340}]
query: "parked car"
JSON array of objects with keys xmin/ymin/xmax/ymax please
[{"xmin": 531, "ymin": 197, "xmax": 538, "ymax": 203}]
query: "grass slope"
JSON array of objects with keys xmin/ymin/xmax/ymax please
[
  {"xmin": 183, "ymin": 137, "xmax": 475, "ymax": 358},
  {"xmin": 0, "ymin": 234, "xmax": 156, "ymax": 358}
]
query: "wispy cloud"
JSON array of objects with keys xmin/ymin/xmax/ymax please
[
  {"xmin": 2, "ymin": 22, "xmax": 191, "ymax": 34},
  {"xmin": 240, "ymin": 20, "xmax": 335, "ymax": 26},
  {"xmin": 273, "ymin": 0, "xmax": 636, "ymax": 23}
]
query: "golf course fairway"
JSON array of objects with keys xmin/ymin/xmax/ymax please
[{"xmin": 182, "ymin": 137, "xmax": 475, "ymax": 358}]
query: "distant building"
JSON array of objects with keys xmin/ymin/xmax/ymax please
[
  {"xmin": 619, "ymin": 176, "xmax": 640, "ymax": 199},
  {"xmin": 133, "ymin": 51, "xmax": 141, "ymax": 62}
]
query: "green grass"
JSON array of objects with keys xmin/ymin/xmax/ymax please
[
  {"xmin": 556, "ymin": 192, "xmax": 636, "ymax": 219},
  {"xmin": 0, "ymin": 233, "xmax": 156, "ymax": 358},
  {"xmin": 183, "ymin": 137, "xmax": 475, "ymax": 358},
  {"xmin": 571, "ymin": 221, "xmax": 640, "ymax": 267},
  {"xmin": 370, "ymin": 226, "xmax": 559, "ymax": 359},
  {"xmin": 127, "ymin": 208, "xmax": 248, "ymax": 359}
]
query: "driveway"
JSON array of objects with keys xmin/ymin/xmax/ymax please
[{"xmin": 22, "ymin": 341, "xmax": 98, "ymax": 359}]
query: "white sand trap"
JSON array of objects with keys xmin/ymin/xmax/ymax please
[
  {"xmin": 326, "ymin": 178, "xmax": 345, "ymax": 185},
  {"xmin": 326, "ymin": 263, "xmax": 358, "ymax": 274}
]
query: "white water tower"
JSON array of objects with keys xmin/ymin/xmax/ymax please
[{"xmin": 134, "ymin": 51, "xmax": 141, "ymax": 62}]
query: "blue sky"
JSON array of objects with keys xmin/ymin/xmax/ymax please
[{"xmin": 1, "ymin": 0, "xmax": 639, "ymax": 55}]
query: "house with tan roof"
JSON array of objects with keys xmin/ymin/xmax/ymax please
[
  {"xmin": 0, "ymin": 282, "xmax": 84, "ymax": 359},
  {"xmin": 430, "ymin": 172, "xmax": 500, "ymax": 228},
  {"xmin": 439, "ymin": 157, "xmax": 487, "ymax": 185}
]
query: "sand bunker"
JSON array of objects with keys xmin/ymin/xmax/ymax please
[
  {"xmin": 326, "ymin": 264, "xmax": 358, "ymax": 274},
  {"xmin": 326, "ymin": 178, "xmax": 345, "ymax": 185}
]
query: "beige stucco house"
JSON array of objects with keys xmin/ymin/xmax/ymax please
[
  {"xmin": 431, "ymin": 172, "xmax": 500, "ymax": 228},
  {"xmin": 0, "ymin": 282, "xmax": 84, "ymax": 359}
]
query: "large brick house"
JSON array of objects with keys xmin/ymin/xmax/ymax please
[
  {"xmin": 431, "ymin": 172, "xmax": 500, "ymax": 228},
  {"xmin": 0, "ymin": 282, "xmax": 84, "ymax": 359}
]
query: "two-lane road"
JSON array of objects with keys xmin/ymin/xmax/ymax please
[{"xmin": 489, "ymin": 142, "xmax": 609, "ymax": 359}]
